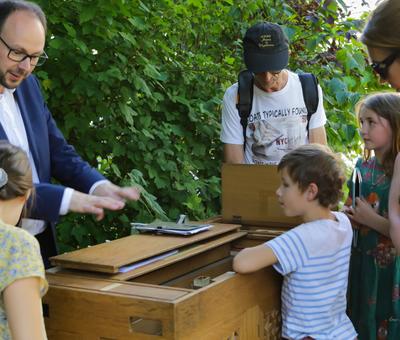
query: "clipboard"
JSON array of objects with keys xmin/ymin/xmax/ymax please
[
  {"xmin": 131, "ymin": 220, "xmax": 212, "ymax": 236},
  {"xmin": 351, "ymin": 167, "xmax": 362, "ymax": 247}
]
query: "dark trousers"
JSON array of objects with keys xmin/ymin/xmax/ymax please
[{"xmin": 35, "ymin": 225, "xmax": 58, "ymax": 269}]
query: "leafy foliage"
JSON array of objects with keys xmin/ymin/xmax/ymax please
[{"xmin": 33, "ymin": 0, "xmax": 385, "ymax": 251}]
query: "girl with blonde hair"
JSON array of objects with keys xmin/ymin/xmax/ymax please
[
  {"xmin": 0, "ymin": 141, "xmax": 47, "ymax": 340},
  {"xmin": 344, "ymin": 92, "xmax": 400, "ymax": 339}
]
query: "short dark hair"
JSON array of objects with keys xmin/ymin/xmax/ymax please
[
  {"xmin": 278, "ymin": 144, "xmax": 345, "ymax": 208},
  {"xmin": 0, "ymin": 0, "xmax": 46, "ymax": 34}
]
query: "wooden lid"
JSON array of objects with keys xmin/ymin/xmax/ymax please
[
  {"xmin": 50, "ymin": 223, "xmax": 240, "ymax": 273},
  {"xmin": 221, "ymin": 164, "xmax": 302, "ymax": 227}
]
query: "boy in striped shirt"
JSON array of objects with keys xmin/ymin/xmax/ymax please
[{"xmin": 233, "ymin": 144, "xmax": 357, "ymax": 340}]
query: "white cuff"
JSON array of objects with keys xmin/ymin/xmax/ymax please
[
  {"xmin": 60, "ymin": 188, "xmax": 74, "ymax": 215},
  {"xmin": 89, "ymin": 179, "xmax": 111, "ymax": 195}
]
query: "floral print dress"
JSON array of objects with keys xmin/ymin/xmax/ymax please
[
  {"xmin": 0, "ymin": 219, "xmax": 48, "ymax": 339},
  {"xmin": 348, "ymin": 157, "xmax": 400, "ymax": 340}
]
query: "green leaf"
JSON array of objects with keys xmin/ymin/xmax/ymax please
[
  {"xmin": 111, "ymin": 164, "xmax": 121, "ymax": 177},
  {"xmin": 79, "ymin": 8, "xmax": 96, "ymax": 24},
  {"xmin": 119, "ymin": 32, "xmax": 138, "ymax": 45},
  {"xmin": 63, "ymin": 23, "xmax": 76, "ymax": 37},
  {"xmin": 133, "ymin": 76, "xmax": 151, "ymax": 96},
  {"xmin": 48, "ymin": 38, "xmax": 63, "ymax": 49},
  {"xmin": 142, "ymin": 129, "xmax": 155, "ymax": 139},
  {"xmin": 71, "ymin": 225, "xmax": 88, "ymax": 244},
  {"xmin": 128, "ymin": 17, "xmax": 147, "ymax": 30},
  {"xmin": 41, "ymin": 79, "xmax": 52, "ymax": 91},
  {"xmin": 144, "ymin": 64, "xmax": 167, "ymax": 81},
  {"xmin": 139, "ymin": 1, "xmax": 151, "ymax": 13},
  {"xmin": 118, "ymin": 103, "xmax": 137, "ymax": 125},
  {"xmin": 305, "ymin": 38, "xmax": 318, "ymax": 51}
]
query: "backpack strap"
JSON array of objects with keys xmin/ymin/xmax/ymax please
[
  {"xmin": 236, "ymin": 70, "xmax": 254, "ymax": 148},
  {"xmin": 298, "ymin": 73, "xmax": 319, "ymax": 133}
]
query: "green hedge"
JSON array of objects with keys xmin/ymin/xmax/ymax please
[{"xmin": 33, "ymin": 0, "xmax": 385, "ymax": 251}]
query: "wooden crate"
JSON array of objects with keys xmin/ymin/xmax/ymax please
[{"xmin": 43, "ymin": 223, "xmax": 282, "ymax": 340}]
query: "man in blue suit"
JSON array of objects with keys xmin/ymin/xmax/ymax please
[{"xmin": 0, "ymin": 0, "xmax": 140, "ymax": 267}]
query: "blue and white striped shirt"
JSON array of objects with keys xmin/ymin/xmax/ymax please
[{"xmin": 266, "ymin": 211, "xmax": 356, "ymax": 340}]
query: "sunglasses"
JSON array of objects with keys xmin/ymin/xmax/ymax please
[{"xmin": 370, "ymin": 52, "xmax": 399, "ymax": 79}]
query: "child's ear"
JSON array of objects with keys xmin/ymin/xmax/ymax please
[{"xmin": 306, "ymin": 183, "xmax": 318, "ymax": 201}]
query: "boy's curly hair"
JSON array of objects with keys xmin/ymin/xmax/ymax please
[{"xmin": 278, "ymin": 144, "xmax": 345, "ymax": 208}]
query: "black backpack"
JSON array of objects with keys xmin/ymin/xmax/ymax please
[{"xmin": 236, "ymin": 70, "xmax": 319, "ymax": 147}]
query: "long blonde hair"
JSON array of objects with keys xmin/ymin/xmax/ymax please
[
  {"xmin": 361, "ymin": 0, "xmax": 400, "ymax": 49},
  {"xmin": 356, "ymin": 92, "xmax": 400, "ymax": 177}
]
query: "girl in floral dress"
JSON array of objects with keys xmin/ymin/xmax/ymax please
[
  {"xmin": 344, "ymin": 93, "xmax": 400, "ymax": 339},
  {"xmin": 0, "ymin": 141, "xmax": 47, "ymax": 340}
]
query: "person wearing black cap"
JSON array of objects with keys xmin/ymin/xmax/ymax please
[{"xmin": 220, "ymin": 22, "xmax": 327, "ymax": 165}]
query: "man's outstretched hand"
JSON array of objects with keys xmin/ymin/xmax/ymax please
[
  {"xmin": 92, "ymin": 182, "xmax": 141, "ymax": 202},
  {"xmin": 68, "ymin": 183, "xmax": 140, "ymax": 220},
  {"xmin": 69, "ymin": 191, "xmax": 125, "ymax": 220}
]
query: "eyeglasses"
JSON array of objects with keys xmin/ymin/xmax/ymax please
[
  {"xmin": 0, "ymin": 36, "xmax": 48, "ymax": 67},
  {"xmin": 370, "ymin": 52, "xmax": 399, "ymax": 80}
]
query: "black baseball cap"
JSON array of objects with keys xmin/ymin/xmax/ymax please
[{"xmin": 243, "ymin": 22, "xmax": 289, "ymax": 73}]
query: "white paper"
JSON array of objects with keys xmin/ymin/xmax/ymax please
[{"xmin": 118, "ymin": 249, "xmax": 179, "ymax": 273}]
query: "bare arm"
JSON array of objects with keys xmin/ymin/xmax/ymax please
[
  {"xmin": 4, "ymin": 277, "xmax": 47, "ymax": 340},
  {"xmin": 233, "ymin": 244, "xmax": 278, "ymax": 274},
  {"xmin": 389, "ymin": 153, "xmax": 400, "ymax": 249},
  {"xmin": 223, "ymin": 144, "xmax": 244, "ymax": 164},
  {"xmin": 345, "ymin": 197, "xmax": 390, "ymax": 237},
  {"xmin": 309, "ymin": 126, "xmax": 327, "ymax": 145}
]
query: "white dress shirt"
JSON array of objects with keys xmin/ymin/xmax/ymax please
[{"xmin": 0, "ymin": 88, "xmax": 73, "ymax": 235}]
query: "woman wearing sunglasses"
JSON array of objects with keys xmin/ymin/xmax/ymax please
[
  {"xmin": 362, "ymin": 0, "xmax": 400, "ymax": 248},
  {"xmin": 361, "ymin": 0, "xmax": 400, "ymax": 90}
]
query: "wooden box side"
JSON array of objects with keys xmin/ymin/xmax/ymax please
[
  {"xmin": 44, "ymin": 285, "xmax": 175, "ymax": 340},
  {"xmin": 46, "ymin": 273, "xmax": 192, "ymax": 301},
  {"xmin": 173, "ymin": 267, "xmax": 282, "ymax": 340}
]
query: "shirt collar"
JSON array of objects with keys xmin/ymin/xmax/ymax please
[{"xmin": 0, "ymin": 88, "xmax": 16, "ymax": 100}]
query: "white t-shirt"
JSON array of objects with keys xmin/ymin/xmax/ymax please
[
  {"xmin": 220, "ymin": 70, "xmax": 327, "ymax": 164},
  {"xmin": 266, "ymin": 212, "xmax": 357, "ymax": 340}
]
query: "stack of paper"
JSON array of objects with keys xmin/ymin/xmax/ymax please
[
  {"xmin": 118, "ymin": 249, "xmax": 179, "ymax": 273},
  {"xmin": 131, "ymin": 219, "xmax": 212, "ymax": 236}
]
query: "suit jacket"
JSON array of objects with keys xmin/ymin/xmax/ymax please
[{"xmin": 0, "ymin": 75, "xmax": 105, "ymax": 223}]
